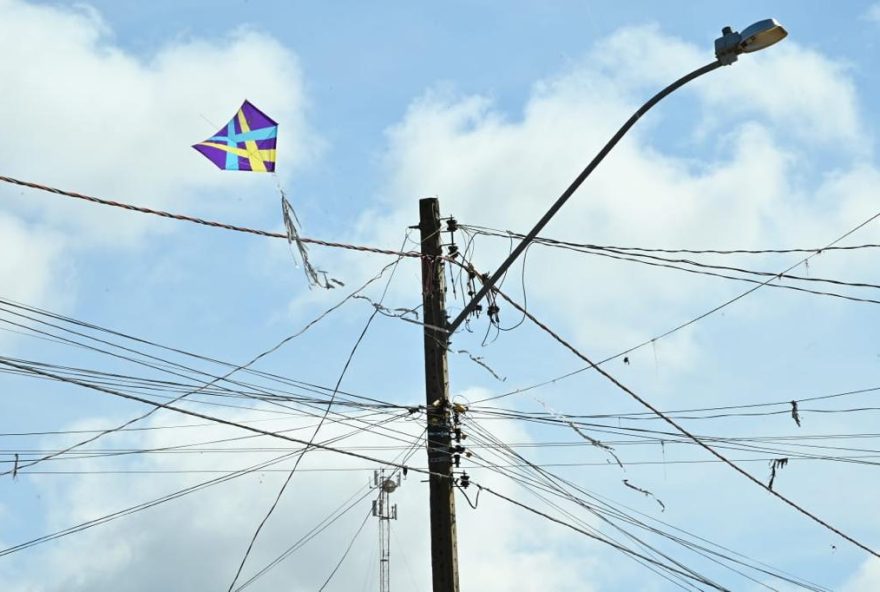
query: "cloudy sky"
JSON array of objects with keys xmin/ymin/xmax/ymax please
[{"xmin": 1, "ymin": 1, "xmax": 880, "ymax": 590}]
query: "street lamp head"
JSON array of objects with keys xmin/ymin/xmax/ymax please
[
  {"xmin": 715, "ymin": 18, "xmax": 787, "ymax": 65},
  {"xmin": 740, "ymin": 19, "xmax": 788, "ymax": 53}
]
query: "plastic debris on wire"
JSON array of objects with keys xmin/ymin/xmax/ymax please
[{"xmin": 281, "ymin": 188, "xmax": 341, "ymax": 290}]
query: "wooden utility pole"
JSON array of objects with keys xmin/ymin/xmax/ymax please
[{"xmin": 419, "ymin": 197, "xmax": 460, "ymax": 592}]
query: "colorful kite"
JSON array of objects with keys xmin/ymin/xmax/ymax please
[
  {"xmin": 193, "ymin": 100, "xmax": 277, "ymax": 172},
  {"xmin": 192, "ymin": 100, "xmax": 340, "ymax": 290}
]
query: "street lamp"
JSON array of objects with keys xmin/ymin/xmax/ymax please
[
  {"xmin": 447, "ymin": 19, "xmax": 788, "ymax": 334},
  {"xmin": 715, "ymin": 19, "xmax": 788, "ymax": 64}
]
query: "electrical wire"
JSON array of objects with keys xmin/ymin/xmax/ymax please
[
  {"xmin": 0, "ymin": 261, "xmax": 403, "ymax": 477},
  {"xmin": 316, "ymin": 510, "xmax": 372, "ymax": 592},
  {"xmin": 225, "ymin": 235, "xmax": 410, "ymax": 591},
  {"xmin": 0, "ymin": 411, "xmax": 411, "ymax": 557},
  {"xmin": 463, "ymin": 206, "xmax": 880, "ymax": 405},
  {"xmin": 461, "ymin": 417, "xmax": 829, "ymax": 591},
  {"xmin": 234, "ymin": 430, "xmax": 425, "ymax": 591},
  {"xmin": 0, "ymin": 174, "xmax": 423, "ymax": 260},
  {"xmin": 0, "ymin": 358, "xmax": 438, "ymax": 478},
  {"xmin": 460, "ymin": 224, "xmax": 880, "ymax": 257},
  {"xmin": 490, "ymin": 286, "xmax": 880, "ymax": 559},
  {"xmin": 0, "ymin": 295, "xmax": 411, "ymax": 411}
]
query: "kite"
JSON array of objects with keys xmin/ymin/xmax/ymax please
[
  {"xmin": 192, "ymin": 100, "xmax": 340, "ymax": 290},
  {"xmin": 193, "ymin": 100, "xmax": 277, "ymax": 172}
]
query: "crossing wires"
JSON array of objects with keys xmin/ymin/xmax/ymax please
[{"xmin": 489, "ymin": 284, "xmax": 880, "ymax": 559}]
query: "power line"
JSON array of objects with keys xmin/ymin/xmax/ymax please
[
  {"xmin": 235, "ymin": 432, "xmax": 425, "ymax": 591},
  {"xmin": 0, "ymin": 412, "xmax": 410, "ymax": 557},
  {"xmin": 0, "ymin": 411, "xmax": 414, "ymax": 469},
  {"xmin": 0, "ymin": 174, "xmax": 422, "ymax": 260},
  {"xmin": 564, "ymin": 247, "xmax": 880, "ymax": 305},
  {"xmin": 226, "ymin": 238, "xmax": 408, "ymax": 592},
  {"xmin": 462, "ymin": 417, "xmax": 829, "ymax": 591},
  {"xmin": 223, "ymin": 312, "xmax": 379, "ymax": 588},
  {"xmin": 0, "ymin": 261, "xmax": 402, "ymax": 477},
  {"xmin": 1, "ymin": 349, "xmax": 437, "ymax": 480},
  {"xmin": 461, "ymin": 224, "xmax": 880, "ymax": 256},
  {"xmin": 573, "ymin": 200, "xmax": 880, "ymax": 343},
  {"xmin": 468, "ymin": 206, "xmax": 880, "ymax": 406},
  {"xmin": 235, "ymin": 494, "xmax": 373, "ymax": 592},
  {"xmin": 0, "ymin": 358, "xmax": 437, "ymax": 478},
  {"xmin": 473, "ymin": 402, "xmax": 880, "ymax": 425},
  {"xmin": 476, "ymin": 482, "xmax": 730, "ymax": 590},
  {"xmin": 490, "ymin": 286, "xmax": 879, "ymax": 558},
  {"xmin": 0, "ymin": 297, "xmax": 417, "ymax": 414},
  {"xmin": 480, "ymin": 384, "xmax": 880, "ymax": 419},
  {"xmin": 463, "ymin": 225, "xmax": 880, "ymax": 300},
  {"xmin": 318, "ymin": 510, "xmax": 372, "ymax": 591}
]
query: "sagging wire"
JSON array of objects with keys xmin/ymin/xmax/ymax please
[
  {"xmin": 460, "ymin": 417, "xmax": 828, "ymax": 591},
  {"xmin": 457, "ymin": 476, "xmax": 481, "ymax": 510},
  {"xmin": 1, "ymin": 261, "xmax": 405, "ymax": 479},
  {"xmin": 497, "ymin": 241, "xmax": 532, "ymax": 333},
  {"xmin": 459, "ymin": 425, "xmax": 728, "ymax": 590},
  {"xmin": 447, "ymin": 226, "xmax": 533, "ymax": 345},
  {"xmin": 225, "ymin": 232, "xmax": 413, "ymax": 592}
]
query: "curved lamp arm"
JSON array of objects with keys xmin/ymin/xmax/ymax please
[{"xmin": 447, "ymin": 59, "xmax": 723, "ymax": 334}]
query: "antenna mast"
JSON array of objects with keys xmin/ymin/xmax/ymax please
[{"xmin": 372, "ymin": 469, "xmax": 401, "ymax": 592}]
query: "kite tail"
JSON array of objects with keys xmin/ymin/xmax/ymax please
[{"xmin": 279, "ymin": 188, "xmax": 340, "ymax": 290}]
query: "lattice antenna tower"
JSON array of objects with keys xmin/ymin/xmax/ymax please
[{"xmin": 371, "ymin": 469, "xmax": 402, "ymax": 592}]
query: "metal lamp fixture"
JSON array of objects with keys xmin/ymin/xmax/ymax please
[
  {"xmin": 715, "ymin": 18, "xmax": 788, "ymax": 65},
  {"xmin": 447, "ymin": 18, "xmax": 789, "ymax": 333}
]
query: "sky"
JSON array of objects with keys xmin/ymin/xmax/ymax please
[{"xmin": 1, "ymin": 0, "xmax": 880, "ymax": 590}]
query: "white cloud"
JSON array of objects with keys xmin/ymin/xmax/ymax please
[
  {"xmin": 4, "ymin": 12, "xmax": 880, "ymax": 592},
  {"xmin": 843, "ymin": 559, "xmax": 880, "ymax": 591},
  {"xmin": 700, "ymin": 45, "xmax": 865, "ymax": 151},
  {"xmin": 587, "ymin": 24, "xmax": 866, "ymax": 150},
  {"xmin": 1, "ymin": 406, "xmax": 603, "ymax": 592},
  {"xmin": 0, "ymin": 1, "xmax": 313, "ymax": 244},
  {"xmin": 0, "ymin": 213, "xmax": 70, "ymax": 313},
  {"xmin": 323, "ymin": 24, "xmax": 880, "ymax": 375},
  {"xmin": 0, "ymin": 0, "xmax": 313, "ymax": 317}
]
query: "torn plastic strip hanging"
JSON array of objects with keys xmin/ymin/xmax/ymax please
[{"xmin": 280, "ymin": 191, "xmax": 343, "ymax": 290}]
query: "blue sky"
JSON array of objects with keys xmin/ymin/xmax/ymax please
[{"xmin": 2, "ymin": 1, "xmax": 880, "ymax": 590}]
